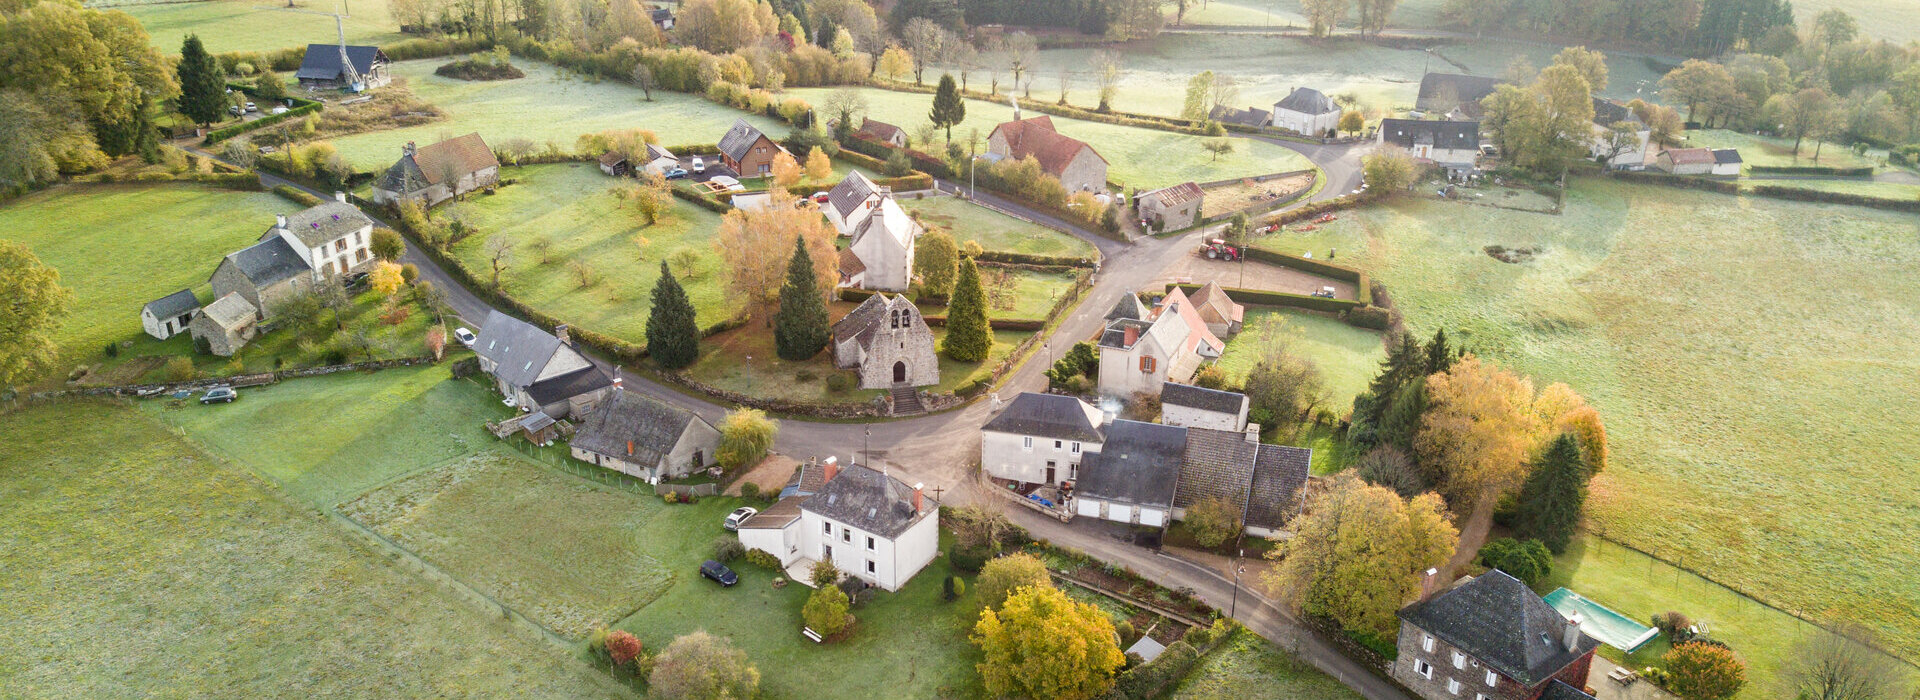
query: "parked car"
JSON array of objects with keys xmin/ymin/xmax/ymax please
[
  {"xmin": 244, "ymin": 102, "xmax": 258, "ymax": 112},
  {"xmin": 270, "ymin": 106, "xmax": 289, "ymax": 115},
  {"xmin": 690, "ymin": 156, "xmax": 706, "ymax": 173},
  {"xmin": 663, "ymin": 167, "xmax": 689, "ymax": 179},
  {"xmin": 454, "ymin": 327, "xmax": 477, "ymax": 347},
  {"xmin": 699, "ymin": 560, "xmax": 738, "ymax": 586},
  {"xmin": 228, "ymin": 105, "xmax": 243, "ymax": 116},
  {"xmin": 811, "ymin": 191, "xmax": 831, "ymax": 204},
  {"xmin": 722, "ymin": 507, "xmax": 759, "ymax": 531},
  {"xmin": 200, "ymin": 387, "xmax": 238, "ymax": 404},
  {"xmin": 1311, "ymin": 286, "xmax": 1338, "ymax": 298},
  {"xmin": 342, "ymin": 271, "xmax": 369, "ymax": 289}
]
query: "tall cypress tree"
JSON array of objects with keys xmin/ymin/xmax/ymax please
[
  {"xmin": 646, "ymin": 261, "xmax": 700, "ymax": 369},
  {"xmin": 1517, "ymin": 433, "xmax": 1589, "ymax": 554},
  {"xmin": 942, "ymin": 256, "xmax": 991, "ymax": 361},
  {"xmin": 1425, "ymin": 328, "xmax": 1455, "ymax": 375},
  {"xmin": 177, "ymin": 35, "xmax": 228, "ymax": 128},
  {"xmin": 930, "ymin": 73, "xmax": 966, "ymax": 142},
  {"xmin": 774, "ymin": 236, "xmax": 830, "ymax": 360}
]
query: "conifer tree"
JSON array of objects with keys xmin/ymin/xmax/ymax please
[
  {"xmin": 1425, "ymin": 328, "xmax": 1456, "ymax": 375},
  {"xmin": 1517, "ymin": 433, "xmax": 1589, "ymax": 553},
  {"xmin": 942, "ymin": 256, "xmax": 991, "ymax": 361},
  {"xmin": 930, "ymin": 73, "xmax": 966, "ymax": 142},
  {"xmin": 177, "ymin": 35, "xmax": 228, "ymax": 127},
  {"xmin": 646, "ymin": 261, "xmax": 701, "ymax": 369},
  {"xmin": 774, "ymin": 236, "xmax": 830, "ymax": 360}
]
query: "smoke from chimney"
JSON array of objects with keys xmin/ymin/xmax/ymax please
[
  {"xmin": 276, "ymin": 214, "xmax": 287, "ymax": 229},
  {"xmin": 333, "ymin": 191, "xmax": 347, "ymax": 203}
]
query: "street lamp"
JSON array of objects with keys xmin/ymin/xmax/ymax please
[
  {"xmin": 1230, "ymin": 563, "xmax": 1247, "ymax": 618},
  {"xmin": 969, "ymin": 154, "xmax": 986, "ymax": 200}
]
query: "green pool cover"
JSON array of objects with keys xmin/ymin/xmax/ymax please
[{"xmin": 1543, "ymin": 588, "xmax": 1659, "ymax": 652}]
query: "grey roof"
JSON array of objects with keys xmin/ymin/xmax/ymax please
[
  {"xmin": 738, "ymin": 495, "xmax": 805, "ymax": 529},
  {"xmin": 1244, "ymin": 444, "xmax": 1311, "ymax": 530},
  {"xmin": 649, "ymin": 7, "xmax": 673, "ymax": 22},
  {"xmin": 832, "ymin": 293, "xmax": 924, "ymax": 353},
  {"xmin": 646, "ymin": 143, "xmax": 676, "ymax": 162},
  {"xmin": 799, "ymin": 463, "xmax": 933, "ymax": 538},
  {"xmin": 717, "ymin": 118, "xmax": 770, "ymax": 162},
  {"xmin": 144, "ymin": 289, "xmax": 200, "ymax": 320},
  {"xmin": 1275, "ymin": 87, "xmax": 1340, "ymax": 116},
  {"xmin": 272, "ymin": 200, "xmax": 372, "ymax": 248},
  {"xmin": 223, "ymin": 236, "xmax": 308, "ymax": 288},
  {"xmin": 828, "ymin": 171, "xmax": 880, "ymax": 221},
  {"xmin": 296, "ymin": 44, "xmax": 387, "ymax": 81},
  {"xmin": 1172, "ymin": 427, "xmax": 1258, "ymax": 510},
  {"xmin": 1126, "ymin": 635, "xmax": 1168, "ymax": 662},
  {"xmin": 525, "ymin": 362, "xmax": 613, "ymax": 406},
  {"xmin": 1540, "ymin": 681, "xmax": 1598, "ymax": 700},
  {"xmin": 1208, "ymin": 104, "xmax": 1271, "ymax": 127},
  {"xmin": 473, "ymin": 309, "xmax": 566, "ymax": 389},
  {"xmin": 1398, "ymin": 570, "xmax": 1602, "ymax": 686},
  {"xmin": 1160, "ymin": 383, "xmax": 1245, "ymax": 415},
  {"xmin": 1416, "ymin": 73, "xmax": 1504, "ymax": 114},
  {"xmin": 571, "ymin": 389, "xmax": 704, "ymax": 465},
  {"xmin": 1075, "ymin": 419, "xmax": 1186, "ymax": 508},
  {"xmin": 1592, "ymin": 98, "xmax": 1641, "ymax": 128},
  {"xmin": 200, "ymin": 292, "xmax": 257, "ymax": 330},
  {"xmin": 1106, "ymin": 294, "xmax": 1149, "ymax": 322},
  {"xmin": 1379, "ymin": 119, "xmax": 1481, "ymax": 152},
  {"xmin": 983, "ymin": 393, "xmax": 1104, "ymax": 442},
  {"xmin": 1098, "ymin": 318, "xmax": 1152, "ymax": 350},
  {"xmin": 1712, "ymin": 148, "xmax": 1742, "ymax": 164}
]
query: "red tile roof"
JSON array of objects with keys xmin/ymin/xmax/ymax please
[{"xmin": 989, "ymin": 116, "xmax": 1106, "ymax": 177}]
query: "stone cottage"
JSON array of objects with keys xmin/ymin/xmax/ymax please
[
  {"xmin": 188, "ymin": 292, "xmax": 258, "ymax": 357},
  {"xmin": 1394, "ymin": 570, "xmax": 1601, "ymax": 700},
  {"xmin": 985, "ymin": 115, "xmax": 1109, "ymax": 194},
  {"xmin": 570, "ymin": 386, "xmax": 721, "ymax": 483},
  {"xmin": 831, "ymin": 293, "xmax": 937, "ymax": 390},
  {"xmin": 370, "ymin": 133, "xmax": 501, "ymax": 208},
  {"xmin": 141, "ymin": 289, "xmax": 200, "ymax": 341},
  {"xmin": 209, "ymin": 195, "xmax": 375, "ymax": 321},
  {"xmin": 1137, "ymin": 182, "xmax": 1203, "ymax": 231}
]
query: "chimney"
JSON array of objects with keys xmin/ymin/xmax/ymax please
[
  {"xmin": 626, "ymin": 440, "xmax": 634, "ymax": 456},
  {"xmin": 1419, "ymin": 567, "xmax": 1440, "ymax": 601},
  {"xmin": 333, "ymin": 190, "xmax": 347, "ymax": 203},
  {"xmin": 1244, "ymin": 422, "xmax": 1261, "ymax": 444},
  {"xmin": 1101, "ymin": 410, "xmax": 1116, "ymax": 427},
  {"xmin": 1123, "ymin": 325, "xmax": 1138, "ymax": 347},
  {"xmin": 822, "ymin": 456, "xmax": 839, "ymax": 483},
  {"xmin": 404, "ymin": 141, "xmax": 417, "ymax": 157},
  {"xmin": 912, "ymin": 482, "xmax": 925, "ymax": 514},
  {"xmin": 555, "ymin": 324, "xmax": 571, "ymax": 346},
  {"xmin": 275, "ymin": 214, "xmax": 287, "ymax": 229},
  {"xmin": 612, "ymin": 376, "xmax": 623, "ymax": 393},
  {"xmin": 1563, "ymin": 614, "xmax": 1584, "ymax": 652}
]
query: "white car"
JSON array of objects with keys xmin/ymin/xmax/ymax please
[
  {"xmin": 722, "ymin": 507, "xmax": 759, "ymax": 531},
  {"xmin": 454, "ymin": 327, "xmax": 477, "ymax": 347},
  {"xmin": 690, "ymin": 156, "xmax": 706, "ymax": 174}
]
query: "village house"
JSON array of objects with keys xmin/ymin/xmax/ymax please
[
  {"xmin": 1208, "ymin": 104, "xmax": 1272, "ymax": 128},
  {"xmin": 1187, "ymin": 281, "xmax": 1244, "ymax": 337},
  {"xmin": 1272, "ymin": 87, "xmax": 1343, "ymax": 137},
  {"xmin": 738, "ymin": 458, "xmax": 940, "ymax": 592},
  {"xmin": 470, "ymin": 310, "xmax": 615, "ymax": 420},
  {"xmin": 1073, "ymin": 419, "xmax": 1187, "ymax": 528},
  {"xmin": 1395, "ymin": 570, "xmax": 1601, "ymax": 700},
  {"xmin": 1415, "ymin": 73, "xmax": 1504, "ymax": 119},
  {"xmin": 1096, "ymin": 289, "xmax": 1223, "ymax": 398},
  {"xmin": 639, "ymin": 143, "xmax": 678, "ymax": 176},
  {"xmin": 824, "ymin": 171, "xmax": 886, "ymax": 234},
  {"xmin": 141, "ymin": 289, "xmax": 200, "ymax": 341},
  {"xmin": 1590, "ymin": 98, "xmax": 1651, "ymax": 170},
  {"xmin": 598, "ymin": 151, "xmax": 631, "ymax": 177},
  {"xmin": 1137, "ymin": 182, "xmax": 1204, "ymax": 231},
  {"xmin": 1656, "ymin": 147, "xmax": 1716, "ymax": 175},
  {"xmin": 843, "ymin": 197, "xmax": 920, "ymax": 292},
  {"xmin": 1160, "ymin": 382, "xmax": 1249, "ymax": 432},
  {"xmin": 831, "ymin": 293, "xmax": 938, "ymax": 391},
  {"xmin": 295, "ymin": 44, "xmax": 391, "ymax": 91},
  {"xmin": 1710, "ymin": 148, "xmax": 1742, "ymax": 176},
  {"xmin": 981, "ymin": 392, "xmax": 1107, "ymax": 487},
  {"xmin": 856, "ymin": 117, "xmax": 909, "ymax": 148},
  {"xmin": 569, "ymin": 385, "xmax": 720, "ymax": 484},
  {"xmin": 985, "ymin": 115, "xmax": 1109, "ymax": 194},
  {"xmin": 717, "ymin": 118, "xmax": 789, "ymax": 178},
  {"xmin": 370, "ymin": 133, "xmax": 502, "ymax": 208},
  {"xmin": 210, "ymin": 194, "xmax": 375, "ymax": 321},
  {"xmin": 1169, "ymin": 423, "xmax": 1313, "ymax": 537},
  {"xmin": 1378, "ymin": 119, "xmax": 1482, "ymax": 176},
  {"xmin": 650, "ymin": 7, "xmax": 674, "ymax": 29},
  {"xmin": 188, "ymin": 292, "xmax": 258, "ymax": 357}
]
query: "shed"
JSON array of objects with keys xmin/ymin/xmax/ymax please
[{"xmin": 142, "ymin": 288, "xmax": 201, "ymax": 340}]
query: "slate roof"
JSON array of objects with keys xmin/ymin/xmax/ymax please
[
  {"xmin": 1244, "ymin": 444, "xmax": 1311, "ymax": 530},
  {"xmin": 1075, "ymin": 419, "xmax": 1187, "ymax": 508},
  {"xmin": 200, "ymin": 292, "xmax": 257, "ymax": 330},
  {"xmin": 983, "ymin": 392, "xmax": 1104, "ymax": 442},
  {"xmin": 800, "ymin": 462, "xmax": 932, "ymax": 538},
  {"xmin": 1161, "ymin": 383, "xmax": 1246, "ymax": 416},
  {"xmin": 1106, "ymin": 294, "xmax": 1149, "ymax": 322},
  {"xmin": 1275, "ymin": 87, "xmax": 1341, "ymax": 116},
  {"xmin": 838, "ymin": 247, "xmax": 866, "ymax": 278},
  {"xmin": 738, "ymin": 495, "xmax": 805, "ymax": 529},
  {"xmin": 1663, "ymin": 148, "xmax": 1714, "ymax": 165},
  {"xmin": 1712, "ymin": 148, "xmax": 1742, "ymax": 164},
  {"xmin": 525, "ymin": 362, "xmax": 613, "ymax": 406},
  {"xmin": 1592, "ymin": 97, "xmax": 1641, "ymax": 128},
  {"xmin": 1379, "ymin": 119, "xmax": 1481, "ymax": 152},
  {"xmin": 832, "ymin": 293, "xmax": 922, "ymax": 352},
  {"xmin": 645, "ymin": 143, "xmax": 676, "ymax": 162},
  {"xmin": 1398, "ymin": 570, "xmax": 1602, "ymax": 687},
  {"xmin": 649, "ymin": 7, "xmax": 673, "ymax": 23},
  {"xmin": 784, "ymin": 459, "xmax": 830, "ymax": 496},
  {"xmin": 828, "ymin": 171, "xmax": 882, "ymax": 221},
  {"xmin": 1416, "ymin": 73, "xmax": 1505, "ymax": 115},
  {"xmin": 1141, "ymin": 182, "xmax": 1203, "ymax": 209},
  {"xmin": 144, "ymin": 289, "xmax": 200, "ymax": 320},
  {"xmin": 272, "ymin": 199, "xmax": 372, "ymax": 248},
  {"xmin": 718, "ymin": 118, "xmax": 772, "ymax": 162},
  {"xmin": 1208, "ymin": 104, "xmax": 1271, "ymax": 127},
  {"xmin": 473, "ymin": 309, "xmax": 566, "ymax": 389},
  {"xmin": 1098, "ymin": 318, "xmax": 1152, "ymax": 350},
  {"xmin": 223, "ymin": 236, "xmax": 308, "ymax": 288},
  {"xmin": 599, "ymin": 151, "xmax": 627, "ymax": 167},
  {"xmin": 377, "ymin": 133, "xmax": 499, "ymax": 194},
  {"xmin": 571, "ymin": 389, "xmax": 704, "ymax": 465},
  {"xmin": 295, "ymin": 44, "xmax": 387, "ymax": 81},
  {"xmin": 858, "ymin": 117, "xmax": 906, "ymax": 143},
  {"xmin": 989, "ymin": 116, "xmax": 1106, "ymax": 177},
  {"xmin": 1540, "ymin": 681, "xmax": 1599, "ymax": 700},
  {"xmin": 1172, "ymin": 427, "xmax": 1259, "ymax": 510}
]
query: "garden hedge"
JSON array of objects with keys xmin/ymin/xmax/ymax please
[
  {"xmin": 921, "ymin": 316, "xmax": 1046, "ymax": 331},
  {"xmin": 973, "ymin": 250, "xmax": 1096, "ymax": 268},
  {"xmin": 204, "ymin": 99, "xmax": 322, "ymax": 145},
  {"xmin": 1607, "ymin": 170, "xmax": 1740, "ymax": 194},
  {"xmin": 1166, "ymin": 282, "xmax": 1362, "ymax": 314},
  {"xmin": 1240, "ymin": 247, "xmax": 1371, "ymax": 305},
  {"xmin": 1748, "ymin": 185, "xmax": 1920, "ymax": 212},
  {"xmin": 1747, "ymin": 164, "xmax": 1874, "ymax": 177}
]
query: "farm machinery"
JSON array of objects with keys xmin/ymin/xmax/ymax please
[{"xmin": 1199, "ymin": 238, "xmax": 1242, "ymax": 261}]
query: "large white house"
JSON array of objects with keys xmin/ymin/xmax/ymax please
[
  {"xmin": 826, "ymin": 172, "xmax": 920, "ymax": 292},
  {"xmin": 1096, "ymin": 289, "xmax": 1222, "ymax": 397},
  {"xmin": 209, "ymin": 194, "xmax": 376, "ymax": 321},
  {"xmin": 1272, "ymin": 87, "xmax": 1343, "ymax": 137},
  {"xmin": 981, "ymin": 392, "xmax": 1107, "ymax": 487},
  {"xmin": 738, "ymin": 458, "xmax": 939, "ymax": 591},
  {"xmin": 1377, "ymin": 119, "xmax": 1481, "ymax": 176}
]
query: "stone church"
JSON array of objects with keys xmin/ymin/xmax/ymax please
[{"xmin": 831, "ymin": 294, "xmax": 938, "ymax": 389}]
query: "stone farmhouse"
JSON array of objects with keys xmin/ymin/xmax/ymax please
[
  {"xmin": 831, "ymin": 294, "xmax": 937, "ymax": 390},
  {"xmin": 738, "ymin": 458, "xmax": 939, "ymax": 591},
  {"xmin": 141, "ymin": 289, "xmax": 200, "ymax": 341},
  {"xmin": 570, "ymin": 386, "xmax": 720, "ymax": 484},
  {"xmin": 985, "ymin": 115, "xmax": 1109, "ymax": 194},
  {"xmin": 1096, "ymin": 289, "xmax": 1223, "ymax": 397},
  {"xmin": 717, "ymin": 118, "xmax": 789, "ymax": 178},
  {"xmin": 1272, "ymin": 87, "xmax": 1343, "ymax": 137},
  {"xmin": 1187, "ymin": 281, "xmax": 1244, "ymax": 337},
  {"xmin": 1395, "ymin": 570, "xmax": 1601, "ymax": 700},
  {"xmin": 1590, "ymin": 98, "xmax": 1651, "ymax": 170},
  {"xmin": 1378, "ymin": 119, "xmax": 1482, "ymax": 176},
  {"xmin": 857, "ymin": 117, "xmax": 909, "ymax": 148},
  {"xmin": 1170, "ymin": 423, "xmax": 1312, "ymax": 537},
  {"xmin": 210, "ymin": 194, "xmax": 375, "ymax": 321},
  {"xmin": 188, "ymin": 292, "xmax": 259, "ymax": 357},
  {"xmin": 1208, "ymin": 104, "xmax": 1272, "ymax": 128},
  {"xmin": 370, "ymin": 133, "xmax": 501, "ymax": 208},
  {"xmin": 1137, "ymin": 182, "xmax": 1203, "ymax": 231},
  {"xmin": 981, "ymin": 392, "xmax": 1107, "ymax": 487},
  {"xmin": 1655, "ymin": 147, "xmax": 1716, "ymax": 175},
  {"xmin": 1415, "ymin": 73, "xmax": 1504, "ymax": 119},
  {"xmin": 295, "ymin": 44, "xmax": 391, "ymax": 91},
  {"xmin": 471, "ymin": 310, "xmax": 615, "ymax": 420}
]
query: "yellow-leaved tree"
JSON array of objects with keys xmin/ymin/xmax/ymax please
[
  {"xmin": 714, "ymin": 194, "xmax": 838, "ymax": 318},
  {"xmin": 972, "ymin": 585, "xmax": 1124, "ymax": 700},
  {"xmin": 805, "ymin": 146, "xmax": 833, "ymax": 181},
  {"xmin": 770, "ymin": 150, "xmax": 803, "ymax": 188},
  {"xmin": 369, "ymin": 260, "xmax": 405, "ymax": 299},
  {"xmin": 1415, "ymin": 355, "xmax": 1608, "ymax": 504},
  {"xmin": 1263, "ymin": 472, "xmax": 1457, "ymax": 638}
]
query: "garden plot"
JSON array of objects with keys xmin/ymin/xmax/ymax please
[
  {"xmin": 0, "ymin": 401, "xmax": 622, "ymax": 698},
  {"xmin": 125, "ymin": 0, "xmax": 406, "ymax": 54},
  {"xmin": 1198, "ymin": 172, "xmax": 1316, "ymax": 219},
  {"xmin": 899, "ymin": 194, "xmax": 1096, "ymax": 258},
  {"xmin": 1172, "ymin": 629, "xmax": 1366, "ymax": 699}
]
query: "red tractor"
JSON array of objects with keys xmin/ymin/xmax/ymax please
[{"xmin": 1199, "ymin": 238, "xmax": 1242, "ymax": 261}]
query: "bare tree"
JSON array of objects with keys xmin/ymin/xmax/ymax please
[
  {"xmin": 1210, "ymin": 72, "xmax": 1240, "ymax": 112},
  {"xmin": 484, "ymin": 234, "xmax": 515, "ymax": 288},
  {"xmin": 1056, "ymin": 67, "xmax": 1072, "ymax": 105},
  {"xmin": 1004, "ymin": 32, "xmax": 1037, "ymax": 99},
  {"xmin": 822, "ymin": 87, "xmax": 867, "ymax": 132},
  {"xmin": 900, "ymin": 18, "xmax": 949, "ymax": 86},
  {"xmin": 630, "ymin": 63, "xmax": 657, "ymax": 101},
  {"xmin": 1092, "ymin": 50, "xmax": 1123, "ymax": 112},
  {"xmin": 949, "ymin": 41, "xmax": 979, "ymax": 92},
  {"xmin": 498, "ymin": 137, "xmax": 537, "ymax": 166},
  {"xmin": 1784, "ymin": 623, "xmax": 1910, "ymax": 700}
]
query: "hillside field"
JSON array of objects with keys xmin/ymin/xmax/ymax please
[{"xmin": 121, "ymin": 0, "xmax": 407, "ymax": 54}]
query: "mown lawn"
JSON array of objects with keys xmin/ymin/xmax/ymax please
[
  {"xmin": 332, "ymin": 59, "xmax": 788, "ymax": 170},
  {"xmin": 1244, "ymin": 180, "xmax": 1920, "ymax": 673},
  {"xmin": 975, "ymin": 266, "xmax": 1084, "ymax": 320},
  {"xmin": 1740, "ymin": 178, "xmax": 1920, "ymax": 200},
  {"xmin": 0, "ymin": 400, "xmax": 624, "ymax": 698},
  {"xmin": 1210, "ymin": 307, "xmax": 1383, "ymax": 410},
  {"xmin": 1681, "ymin": 129, "xmax": 1878, "ymax": 171},
  {"xmin": 899, "ymin": 194, "xmax": 1096, "ymax": 258},
  {"xmin": 786, "ymin": 86, "xmax": 1313, "ymax": 190},
  {"xmin": 123, "ymin": 0, "xmax": 407, "ymax": 54},
  {"xmin": 1172, "ymin": 628, "xmax": 1366, "ymax": 699},
  {"xmin": 684, "ymin": 320, "xmax": 1030, "ymax": 404}
]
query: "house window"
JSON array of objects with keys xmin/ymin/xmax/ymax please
[
  {"xmin": 866, "ymin": 560, "xmax": 876, "ymax": 574},
  {"xmin": 1484, "ymin": 670, "xmax": 1497, "ymax": 687},
  {"xmin": 1452, "ymin": 651, "xmax": 1465, "ymax": 669},
  {"xmin": 1022, "ymin": 436, "xmax": 1033, "ymax": 451},
  {"xmin": 1072, "ymin": 442, "xmax": 1081, "ymax": 454},
  {"xmin": 1054, "ymin": 440, "xmax": 1062, "ymax": 450},
  {"xmin": 1413, "ymin": 660, "xmax": 1433, "ymax": 679},
  {"xmin": 1447, "ymin": 678, "xmax": 1461, "ymax": 695},
  {"xmin": 841, "ymin": 528, "xmax": 851, "ymax": 543},
  {"xmin": 1139, "ymin": 356, "xmax": 1156, "ymax": 373},
  {"xmin": 1422, "ymin": 634, "xmax": 1434, "ymax": 653},
  {"xmin": 823, "ymin": 521, "xmax": 833, "ymax": 535},
  {"xmin": 335, "ymin": 239, "xmax": 346, "ymax": 253},
  {"xmin": 866, "ymin": 536, "xmax": 875, "ymax": 551},
  {"xmin": 1068, "ymin": 463, "xmax": 1078, "ymax": 480}
]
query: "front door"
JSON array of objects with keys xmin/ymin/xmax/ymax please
[
  {"xmin": 1045, "ymin": 466, "xmax": 1056, "ymax": 486},
  {"xmin": 892, "ymin": 361, "xmax": 907, "ymax": 384}
]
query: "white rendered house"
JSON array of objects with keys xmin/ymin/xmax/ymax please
[
  {"xmin": 981, "ymin": 392, "xmax": 1106, "ymax": 486},
  {"xmin": 737, "ymin": 458, "xmax": 939, "ymax": 591}
]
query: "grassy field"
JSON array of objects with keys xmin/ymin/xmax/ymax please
[
  {"xmin": 1246, "ymin": 180, "xmax": 1920, "ymax": 664},
  {"xmin": 1175, "ymin": 0, "xmax": 1447, "ymax": 29},
  {"xmin": 899, "ymin": 194, "xmax": 1096, "ymax": 258},
  {"xmin": 1681, "ymin": 129, "xmax": 1879, "ymax": 172},
  {"xmin": 787, "ymin": 86, "xmax": 1313, "ymax": 190},
  {"xmin": 1741, "ymin": 178, "xmax": 1920, "ymax": 200},
  {"xmin": 1173, "ymin": 628, "xmax": 1367, "ymax": 699},
  {"xmin": 122, "ymin": 0, "xmax": 407, "ymax": 54},
  {"xmin": 332, "ymin": 59, "xmax": 789, "ymax": 170},
  {"xmin": 686, "ymin": 322, "xmax": 1031, "ymax": 403},
  {"xmin": 1211, "ymin": 308, "xmax": 1383, "ymax": 410},
  {"xmin": 0, "ymin": 400, "xmax": 624, "ymax": 697}
]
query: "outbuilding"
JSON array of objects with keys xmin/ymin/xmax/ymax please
[{"xmin": 141, "ymin": 289, "xmax": 200, "ymax": 340}]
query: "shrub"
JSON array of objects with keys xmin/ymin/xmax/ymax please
[
  {"xmin": 606, "ymin": 630, "xmax": 643, "ymax": 666},
  {"xmin": 740, "ymin": 482, "xmax": 761, "ymax": 500},
  {"xmin": 1114, "ymin": 619, "xmax": 1137, "ymax": 646},
  {"xmin": 163, "ymin": 356, "xmax": 195, "ymax": 381},
  {"xmin": 810, "ymin": 559, "xmax": 841, "ymax": 588},
  {"xmin": 103, "ymin": 342, "xmax": 119, "ymax": 358},
  {"xmin": 1653, "ymin": 610, "xmax": 1694, "ymax": 640},
  {"xmin": 949, "ymin": 545, "xmax": 990, "ymax": 572},
  {"xmin": 712, "ymin": 537, "xmax": 745, "ymax": 563},
  {"xmin": 1664, "ymin": 642, "xmax": 1746, "ymax": 699},
  {"xmin": 1344, "ymin": 305, "xmax": 1394, "ymax": 330},
  {"xmin": 803, "ymin": 585, "xmax": 852, "ymax": 638},
  {"xmin": 742, "ymin": 548, "xmax": 781, "ymax": 570},
  {"xmin": 663, "ymin": 491, "xmax": 680, "ymax": 504},
  {"xmin": 942, "ymin": 575, "xmax": 967, "ymax": 602},
  {"xmin": 1477, "ymin": 537, "xmax": 1553, "ymax": 585},
  {"xmin": 825, "ymin": 372, "xmax": 854, "ymax": 393}
]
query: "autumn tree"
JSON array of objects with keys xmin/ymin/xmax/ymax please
[
  {"xmin": 770, "ymin": 150, "xmax": 803, "ymax": 188},
  {"xmin": 176, "ymin": 35, "xmax": 227, "ymax": 127},
  {"xmin": 1300, "ymin": 0, "xmax": 1349, "ymax": 37},
  {"xmin": 674, "ymin": 0, "xmax": 769, "ymax": 53},
  {"xmin": 942, "ymin": 256, "xmax": 991, "ymax": 361},
  {"xmin": 899, "ymin": 17, "xmax": 949, "ymax": 85},
  {"xmin": 1415, "ymin": 355, "xmax": 1544, "ymax": 504},
  {"xmin": 803, "ymin": 584, "xmax": 853, "ymax": 638},
  {"xmin": 1185, "ymin": 496, "xmax": 1244, "ymax": 549},
  {"xmin": 1515, "ymin": 433, "xmax": 1589, "ymax": 553},
  {"xmin": 0, "ymin": 241, "xmax": 74, "ymax": 386},
  {"xmin": 1262, "ymin": 472, "xmax": 1457, "ymax": 637},
  {"xmin": 370, "ymin": 227, "xmax": 406, "ymax": 261},
  {"xmin": 1338, "ymin": 110, "xmax": 1365, "ymax": 136},
  {"xmin": 716, "ymin": 203, "xmax": 837, "ymax": 319},
  {"xmin": 1480, "ymin": 64, "xmax": 1595, "ymax": 173},
  {"xmin": 877, "ymin": 46, "xmax": 913, "ymax": 83},
  {"xmin": 716, "ymin": 408, "xmax": 778, "ymax": 471},
  {"xmin": 647, "ymin": 630, "xmax": 760, "ymax": 700},
  {"xmin": 974, "ymin": 552, "xmax": 1051, "ymax": 612},
  {"xmin": 773, "ymin": 235, "xmax": 831, "ymax": 360},
  {"xmin": 1765, "ymin": 87, "xmax": 1837, "ymax": 156},
  {"xmin": 1784, "ymin": 622, "xmax": 1907, "ymax": 700},
  {"xmin": 914, "ymin": 228, "xmax": 960, "ymax": 299},
  {"xmin": 1666, "ymin": 642, "xmax": 1747, "ymax": 700},
  {"xmin": 1661, "ymin": 59, "xmax": 1736, "ymax": 124},
  {"xmin": 1242, "ymin": 322, "xmax": 1327, "ymax": 437},
  {"xmin": 1356, "ymin": 446, "xmax": 1425, "ymax": 498},
  {"xmin": 930, "ymin": 73, "xmax": 966, "ymax": 142},
  {"xmin": 972, "ymin": 586, "xmax": 1124, "ymax": 700},
  {"xmin": 369, "ymin": 260, "xmax": 405, "ymax": 299},
  {"xmin": 1363, "ymin": 147, "xmax": 1420, "ymax": 193},
  {"xmin": 1092, "ymin": 50, "xmax": 1123, "ymax": 112},
  {"xmin": 1201, "ymin": 137, "xmax": 1235, "ymax": 162},
  {"xmin": 606, "ymin": 630, "xmax": 643, "ymax": 666},
  {"xmin": 1354, "ymin": 0, "xmax": 1397, "ymax": 36},
  {"xmin": 646, "ymin": 261, "xmax": 700, "ymax": 369},
  {"xmin": 1550, "ymin": 46, "xmax": 1609, "ymax": 93},
  {"xmin": 805, "ymin": 146, "xmax": 832, "ymax": 181}
]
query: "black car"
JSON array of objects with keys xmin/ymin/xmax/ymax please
[
  {"xmin": 700, "ymin": 560, "xmax": 738, "ymax": 587},
  {"xmin": 342, "ymin": 271, "xmax": 369, "ymax": 289}
]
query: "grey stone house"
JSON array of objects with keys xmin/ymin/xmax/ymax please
[
  {"xmin": 831, "ymin": 294, "xmax": 937, "ymax": 390},
  {"xmin": 188, "ymin": 292, "xmax": 258, "ymax": 357},
  {"xmin": 985, "ymin": 115, "xmax": 1109, "ymax": 194},
  {"xmin": 295, "ymin": 44, "xmax": 391, "ymax": 91},
  {"xmin": 1394, "ymin": 570, "xmax": 1600, "ymax": 700},
  {"xmin": 370, "ymin": 133, "xmax": 501, "ymax": 208},
  {"xmin": 1169, "ymin": 425, "xmax": 1311, "ymax": 537},
  {"xmin": 471, "ymin": 310, "xmax": 615, "ymax": 420},
  {"xmin": 209, "ymin": 236, "xmax": 310, "ymax": 322},
  {"xmin": 141, "ymin": 289, "xmax": 200, "ymax": 340},
  {"xmin": 210, "ymin": 196, "xmax": 375, "ymax": 321},
  {"xmin": 570, "ymin": 387, "xmax": 720, "ymax": 483},
  {"xmin": 1137, "ymin": 182, "xmax": 1203, "ymax": 230}
]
